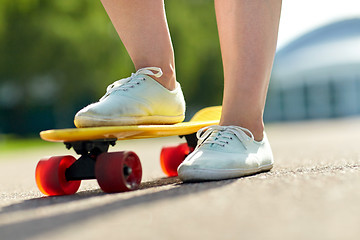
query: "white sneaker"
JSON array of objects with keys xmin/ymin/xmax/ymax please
[
  {"xmin": 177, "ymin": 125, "xmax": 274, "ymax": 182},
  {"xmin": 74, "ymin": 67, "xmax": 186, "ymax": 127}
]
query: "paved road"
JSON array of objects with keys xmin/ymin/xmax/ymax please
[{"xmin": 0, "ymin": 119, "xmax": 359, "ymax": 240}]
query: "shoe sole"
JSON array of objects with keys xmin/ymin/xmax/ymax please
[
  {"xmin": 74, "ymin": 114, "xmax": 185, "ymax": 128},
  {"xmin": 178, "ymin": 163, "xmax": 273, "ymax": 182}
]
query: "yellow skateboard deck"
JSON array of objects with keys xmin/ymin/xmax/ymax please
[{"xmin": 40, "ymin": 106, "xmax": 222, "ymax": 142}]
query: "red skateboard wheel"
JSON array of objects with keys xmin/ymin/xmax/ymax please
[
  {"xmin": 95, "ymin": 151, "xmax": 142, "ymax": 193},
  {"xmin": 35, "ymin": 156, "xmax": 81, "ymax": 196},
  {"xmin": 160, "ymin": 143, "xmax": 192, "ymax": 177}
]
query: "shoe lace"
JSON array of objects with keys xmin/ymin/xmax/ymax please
[
  {"xmin": 196, "ymin": 125, "xmax": 254, "ymax": 149},
  {"xmin": 100, "ymin": 67, "xmax": 163, "ymax": 101}
]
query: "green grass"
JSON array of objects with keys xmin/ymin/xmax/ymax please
[{"xmin": 0, "ymin": 135, "xmax": 54, "ymax": 153}]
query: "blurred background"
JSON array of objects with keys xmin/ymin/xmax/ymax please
[{"xmin": 0, "ymin": 0, "xmax": 359, "ymax": 137}]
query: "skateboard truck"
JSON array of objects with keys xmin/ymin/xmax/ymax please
[
  {"xmin": 180, "ymin": 133, "xmax": 197, "ymax": 149},
  {"xmin": 63, "ymin": 134, "xmax": 196, "ymax": 182},
  {"xmin": 64, "ymin": 139, "xmax": 116, "ymax": 181}
]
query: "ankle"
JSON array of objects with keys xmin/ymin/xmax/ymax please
[
  {"xmin": 158, "ymin": 66, "xmax": 176, "ymax": 90},
  {"xmin": 136, "ymin": 65, "xmax": 176, "ymax": 91},
  {"xmin": 220, "ymin": 120, "xmax": 264, "ymax": 141},
  {"xmin": 250, "ymin": 128, "xmax": 264, "ymax": 142}
]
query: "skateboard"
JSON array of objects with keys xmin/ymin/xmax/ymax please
[{"xmin": 36, "ymin": 106, "xmax": 221, "ymax": 196}]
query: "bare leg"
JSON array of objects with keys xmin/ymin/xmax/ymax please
[
  {"xmin": 75, "ymin": 0, "xmax": 186, "ymax": 128},
  {"xmin": 100, "ymin": 0, "xmax": 176, "ymax": 90},
  {"xmin": 215, "ymin": 0, "xmax": 282, "ymax": 140}
]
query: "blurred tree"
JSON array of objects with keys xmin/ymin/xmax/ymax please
[
  {"xmin": 166, "ymin": 0, "xmax": 223, "ymax": 110},
  {"xmin": 0, "ymin": 0, "xmax": 223, "ymax": 135}
]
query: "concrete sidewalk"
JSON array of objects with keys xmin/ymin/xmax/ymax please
[{"xmin": 0, "ymin": 118, "xmax": 359, "ymax": 240}]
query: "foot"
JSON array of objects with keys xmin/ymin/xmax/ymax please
[
  {"xmin": 74, "ymin": 67, "xmax": 186, "ymax": 127},
  {"xmin": 177, "ymin": 125, "xmax": 273, "ymax": 182}
]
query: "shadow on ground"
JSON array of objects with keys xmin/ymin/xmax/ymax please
[
  {"xmin": 0, "ymin": 177, "xmax": 235, "ymax": 239},
  {"xmin": 0, "ymin": 177, "xmax": 183, "ymax": 215}
]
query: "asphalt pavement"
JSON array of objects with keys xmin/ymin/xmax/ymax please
[{"xmin": 0, "ymin": 118, "xmax": 359, "ymax": 240}]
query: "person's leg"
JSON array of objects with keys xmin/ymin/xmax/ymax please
[
  {"xmin": 74, "ymin": 0, "xmax": 185, "ymax": 127},
  {"xmin": 101, "ymin": 0, "xmax": 176, "ymax": 90},
  {"xmin": 215, "ymin": 0, "xmax": 282, "ymax": 141},
  {"xmin": 177, "ymin": 0, "xmax": 281, "ymax": 182}
]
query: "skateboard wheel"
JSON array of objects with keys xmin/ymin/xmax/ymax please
[
  {"xmin": 95, "ymin": 151, "xmax": 142, "ymax": 193},
  {"xmin": 35, "ymin": 156, "xmax": 81, "ymax": 196},
  {"xmin": 160, "ymin": 143, "xmax": 192, "ymax": 177}
]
